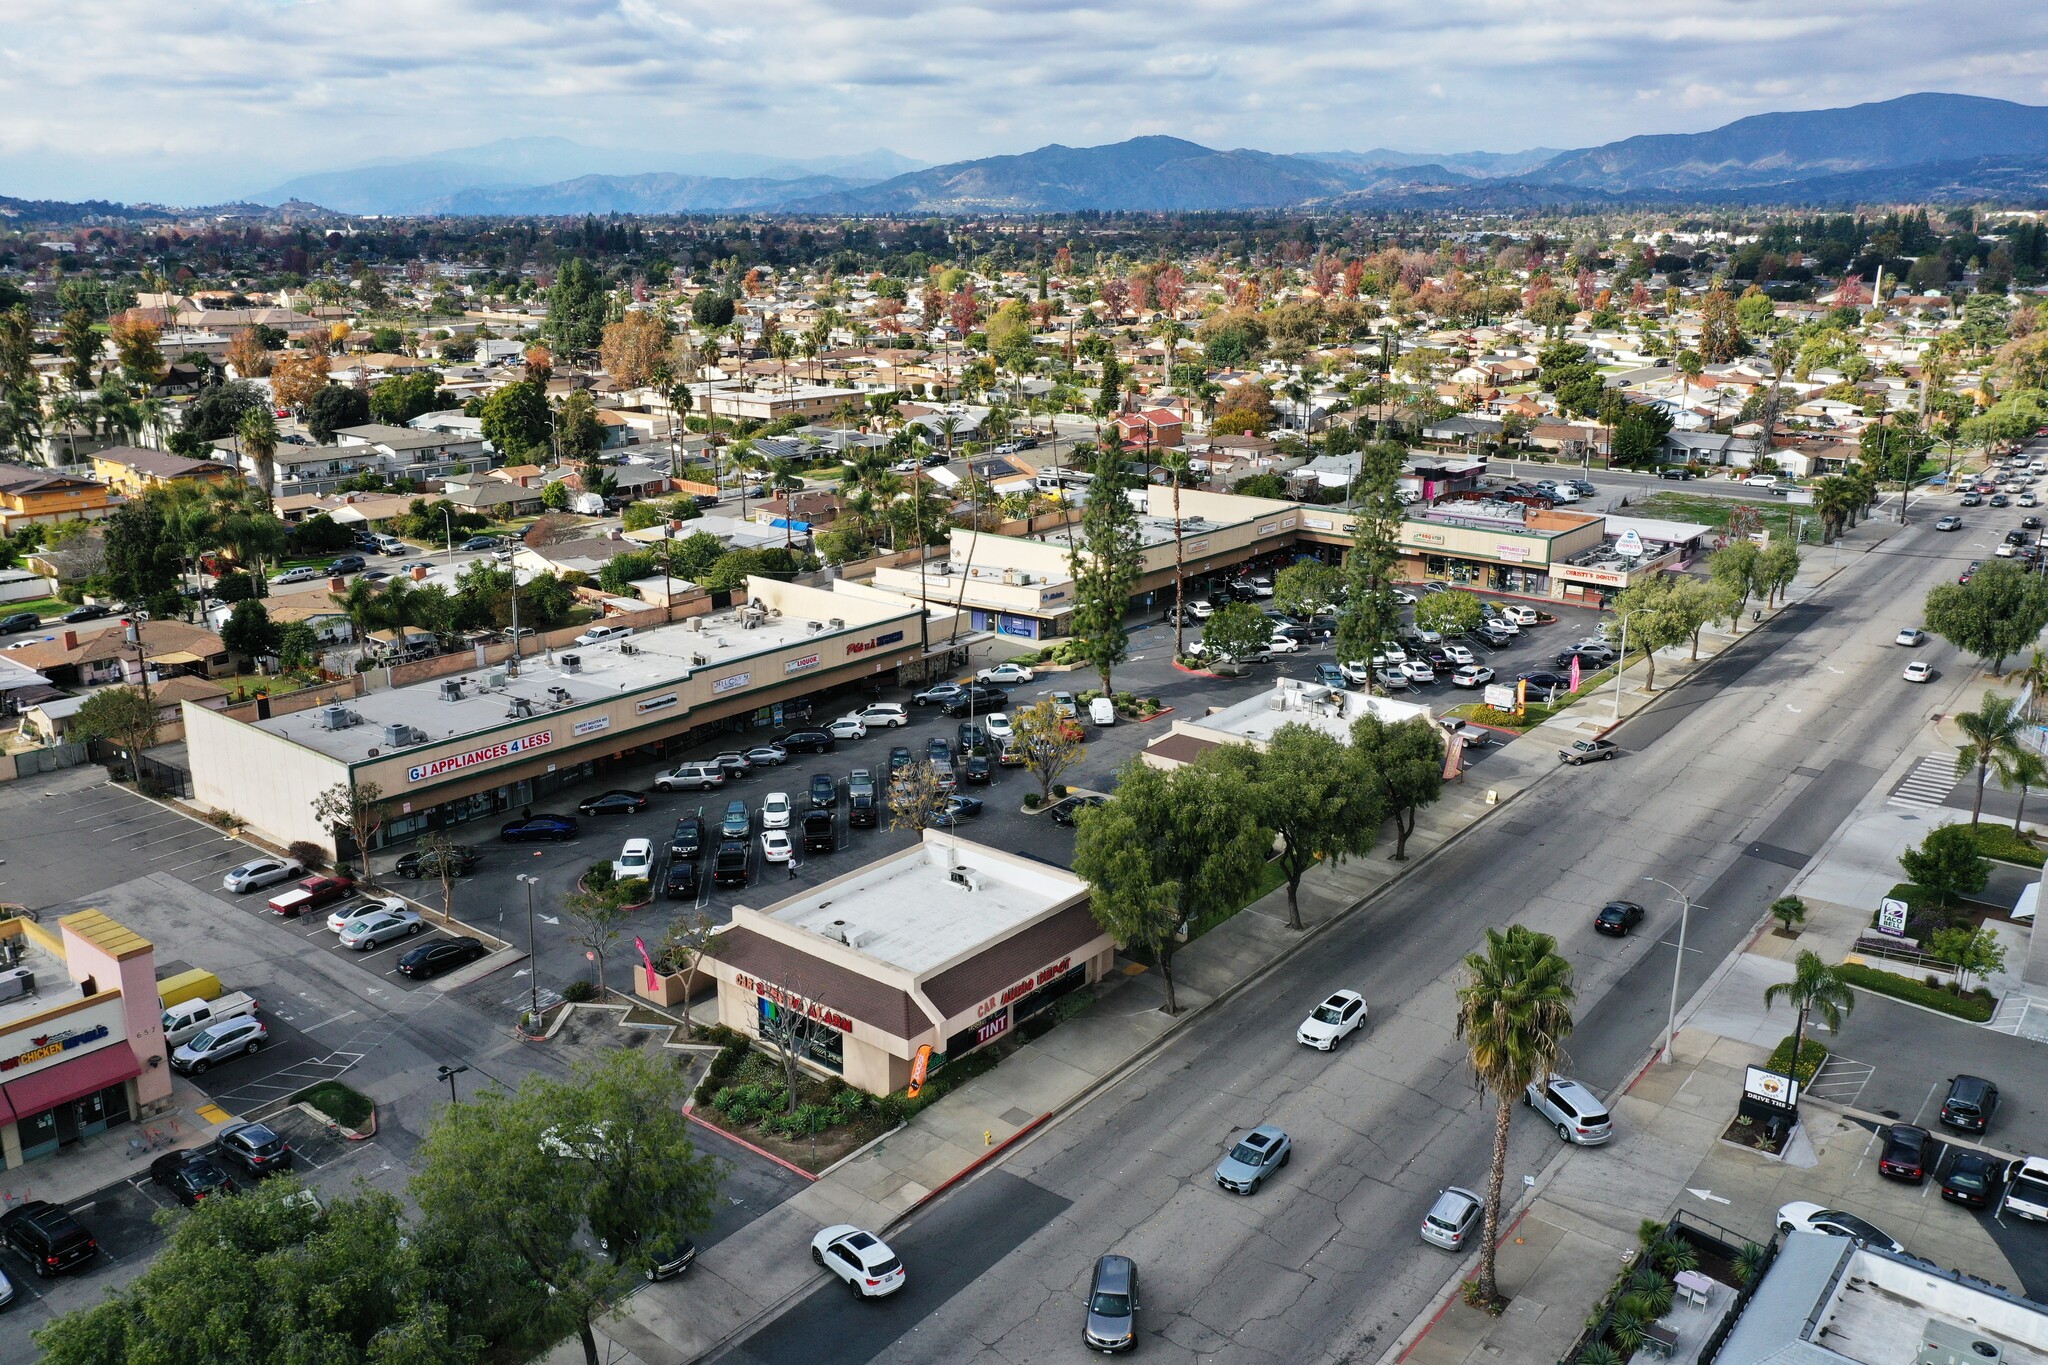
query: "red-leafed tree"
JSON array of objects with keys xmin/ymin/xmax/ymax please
[
  {"xmin": 948, "ymin": 281, "xmax": 980, "ymax": 336},
  {"xmin": 1342, "ymin": 259, "xmax": 1365, "ymax": 299},
  {"xmin": 1153, "ymin": 265, "xmax": 1185, "ymax": 318},
  {"xmin": 1098, "ymin": 277, "xmax": 1130, "ymax": 321},
  {"xmin": 1576, "ymin": 268, "xmax": 1597, "ymax": 310}
]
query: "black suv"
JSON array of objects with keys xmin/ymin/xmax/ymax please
[
  {"xmin": 711, "ymin": 840, "xmax": 751, "ymax": 888},
  {"xmin": 1, "ymin": 1200, "xmax": 98, "ymax": 1277},
  {"xmin": 776, "ymin": 730, "xmax": 836, "ymax": 754},
  {"xmin": 664, "ymin": 858, "xmax": 699, "ymax": 900},
  {"xmin": 801, "ymin": 809, "xmax": 837, "ymax": 853},
  {"xmin": 669, "ymin": 816, "xmax": 705, "ymax": 862},
  {"xmin": 942, "ymin": 684, "xmax": 1008, "ymax": 718},
  {"xmin": 327, "ymin": 554, "xmax": 367, "ymax": 575},
  {"xmin": 1940, "ymin": 1075, "xmax": 2000, "ymax": 1133},
  {"xmin": 393, "ymin": 844, "xmax": 479, "ymax": 879}
]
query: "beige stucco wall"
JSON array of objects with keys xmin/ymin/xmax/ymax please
[{"xmin": 183, "ymin": 699, "xmax": 349, "ymax": 853}]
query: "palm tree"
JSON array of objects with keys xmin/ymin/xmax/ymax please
[
  {"xmin": 1160, "ymin": 448, "xmax": 1194, "ymax": 658},
  {"xmin": 1811, "ymin": 476, "xmax": 1857, "ymax": 543},
  {"xmin": 0, "ymin": 385, "xmax": 43, "ymax": 460},
  {"xmin": 2021, "ymin": 649, "xmax": 2048, "ymax": 723},
  {"xmin": 1763, "ymin": 950, "xmax": 1854, "ymax": 1074},
  {"xmin": 239, "ymin": 406, "xmax": 280, "ymax": 503},
  {"xmin": 1955, "ymin": 692, "xmax": 2027, "ymax": 825},
  {"xmin": 49, "ymin": 393, "xmax": 85, "ymax": 463},
  {"xmin": 1994, "ymin": 746, "xmax": 2048, "ymax": 833},
  {"xmin": 1455, "ymin": 925, "xmax": 1576, "ymax": 1310}
]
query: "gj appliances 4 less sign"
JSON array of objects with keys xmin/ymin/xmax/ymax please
[{"xmin": 408, "ymin": 729, "xmax": 554, "ymax": 783}]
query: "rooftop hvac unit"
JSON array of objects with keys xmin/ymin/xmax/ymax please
[
  {"xmin": 829, "ymin": 617, "xmax": 845, "ymax": 630},
  {"xmin": 806, "ymin": 620, "xmax": 824, "ymax": 633},
  {"xmin": 320, "ymin": 704, "xmax": 357, "ymax": 730},
  {"xmin": 687, "ymin": 617, "xmax": 703, "ymax": 631},
  {"xmin": 485, "ymin": 670, "xmax": 507, "ymax": 689},
  {"xmin": 439, "ymin": 679, "xmax": 465, "ymax": 702},
  {"xmin": 690, "ymin": 653, "xmax": 707, "ymax": 666},
  {"xmin": 562, "ymin": 654, "xmax": 581, "ymax": 674},
  {"xmin": 382, "ymin": 723, "xmax": 411, "ymax": 747},
  {"xmin": 932, "ymin": 562, "xmax": 952, "ymax": 575},
  {"xmin": 0, "ymin": 968, "xmax": 33, "ymax": 1003},
  {"xmin": 1919, "ymin": 1321, "xmax": 2003, "ymax": 1365},
  {"xmin": 949, "ymin": 866, "xmax": 983, "ymax": 892},
  {"xmin": 507, "ymin": 697, "xmax": 535, "ymax": 719}
]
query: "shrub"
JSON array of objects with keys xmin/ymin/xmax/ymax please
[
  {"xmin": 1764, "ymin": 1035, "xmax": 1829, "ymax": 1083},
  {"xmin": 1578, "ymin": 1346, "xmax": 1624, "ymax": 1365},
  {"xmin": 1770, "ymin": 895, "xmax": 1807, "ymax": 935},
  {"xmin": 1899, "ymin": 824, "xmax": 1992, "ymax": 906},
  {"xmin": 1051, "ymin": 783, "xmax": 1069, "ymax": 798},
  {"xmin": 1964, "ymin": 822, "xmax": 2045, "ymax": 867},
  {"xmin": 1734, "ymin": 1242, "xmax": 1771, "ymax": 1286},
  {"xmin": 1146, "ymin": 696, "xmax": 1163, "ymax": 709},
  {"xmin": 288, "ymin": 840, "xmax": 327, "ymax": 870},
  {"xmin": 1023, "ymin": 792, "xmax": 1042, "ymax": 808},
  {"xmin": 584, "ymin": 861, "xmax": 616, "ymax": 893},
  {"xmin": 561, "ymin": 979, "xmax": 598, "ymax": 1003},
  {"xmin": 1835, "ymin": 961, "xmax": 1996, "ymax": 1021},
  {"xmin": 615, "ymin": 876, "xmax": 651, "ymax": 903}
]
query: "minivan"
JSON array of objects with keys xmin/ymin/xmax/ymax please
[
  {"xmin": 1083, "ymin": 1254, "xmax": 1139, "ymax": 1353},
  {"xmin": 1940, "ymin": 1075, "xmax": 2000, "ymax": 1133}
]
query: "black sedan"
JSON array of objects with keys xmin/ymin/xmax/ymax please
[
  {"xmin": 963, "ymin": 754, "xmax": 992, "ymax": 784},
  {"xmin": 776, "ymin": 730, "xmax": 837, "ymax": 754},
  {"xmin": 1559, "ymin": 739, "xmax": 1620, "ymax": 765},
  {"xmin": 393, "ymin": 845, "xmax": 479, "ymax": 879},
  {"xmin": 62, "ymin": 603, "xmax": 113, "ymax": 623},
  {"xmin": 150, "ymin": 1149, "xmax": 239, "ymax": 1207},
  {"xmin": 1878, "ymin": 1123, "xmax": 1932, "ymax": 1183},
  {"xmin": 1594, "ymin": 901, "xmax": 1645, "ymax": 936},
  {"xmin": 926, "ymin": 738, "xmax": 953, "ymax": 766},
  {"xmin": 888, "ymin": 746, "xmax": 913, "ymax": 773},
  {"xmin": 1048, "ymin": 794, "xmax": 1106, "ymax": 826},
  {"xmin": 460, "ymin": 535, "xmax": 501, "ymax": 551},
  {"xmin": 1516, "ymin": 670, "xmax": 1573, "ymax": 692},
  {"xmin": 500, "ymin": 813, "xmax": 578, "ymax": 842},
  {"xmin": 578, "ymin": 790, "xmax": 650, "ymax": 816},
  {"xmin": 397, "ymin": 936, "xmax": 489, "ymax": 979},
  {"xmin": 1941, "ymin": 1150, "xmax": 2006, "ymax": 1208},
  {"xmin": 809, "ymin": 774, "xmax": 838, "ymax": 809}
]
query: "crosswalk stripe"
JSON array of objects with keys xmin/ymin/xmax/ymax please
[{"xmin": 1888, "ymin": 754, "xmax": 1957, "ymax": 810}]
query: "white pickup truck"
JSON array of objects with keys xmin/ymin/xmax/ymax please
[{"xmin": 162, "ymin": 991, "xmax": 258, "ymax": 1048}]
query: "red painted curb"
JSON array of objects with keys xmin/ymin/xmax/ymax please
[
  {"xmin": 1170, "ymin": 661, "xmax": 1224, "ymax": 677},
  {"xmin": 1137, "ymin": 707, "xmax": 1174, "ymax": 722},
  {"xmin": 345, "ymin": 1105, "xmax": 376, "ymax": 1141},
  {"xmin": 912, "ymin": 1112, "xmax": 1051, "ymax": 1210},
  {"xmin": 684, "ymin": 1109, "xmax": 820, "ymax": 1181}
]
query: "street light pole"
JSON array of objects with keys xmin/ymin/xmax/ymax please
[
  {"xmin": 1609, "ymin": 606, "xmax": 1656, "ymax": 724},
  {"xmin": 442, "ymin": 507, "xmax": 454, "ymax": 568},
  {"xmin": 1644, "ymin": 876, "xmax": 1694, "ymax": 1064},
  {"xmin": 436, "ymin": 1063, "xmax": 469, "ymax": 1108},
  {"xmin": 516, "ymin": 873, "xmax": 540, "ymax": 1022}
]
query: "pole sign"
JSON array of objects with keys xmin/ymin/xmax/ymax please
[
  {"xmin": 1875, "ymin": 897, "xmax": 1910, "ymax": 937},
  {"xmin": 1743, "ymin": 1065, "xmax": 1800, "ymax": 1112}
]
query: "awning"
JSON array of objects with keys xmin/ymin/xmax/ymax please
[
  {"xmin": 1, "ymin": 1043, "xmax": 141, "ymax": 1123},
  {"xmin": 149, "ymin": 650, "xmax": 206, "ymax": 665}
]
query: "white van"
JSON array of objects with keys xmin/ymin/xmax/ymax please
[
  {"xmin": 574, "ymin": 623, "xmax": 633, "ymax": 646},
  {"xmin": 1088, "ymin": 696, "xmax": 1117, "ymax": 726}
]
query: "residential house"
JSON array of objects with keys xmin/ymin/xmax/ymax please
[
  {"xmin": 333, "ymin": 423, "xmax": 492, "ymax": 481},
  {"xmin": 441, "ymin": 477, "xmax": 544, "ymax": 518},
  {"xmin": 0, "ymin": 463, "xmax": 120, "ymax": 533},
  {"xmin": 1111, "ymin": 406, "xmax": 1185, "ymax": 453},
  {"xmin": 91, "ymin": 447, "xmax": 242, "ymax": 498},
  {"xmin": 4, "ymin": 620, "xmax": 233, "ymax": 689}
]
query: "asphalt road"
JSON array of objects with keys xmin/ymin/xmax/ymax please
[{"xmin": 719, "ymin": 515, "xmax": 1988, "ymax": 1365}]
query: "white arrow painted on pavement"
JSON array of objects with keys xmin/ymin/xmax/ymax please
[
  {"xmin": 514, "ymin": 968, "xmax": 530, "ymax": 977},
  {"xmin": 1687, "ymin": 1188, "xmax": 1732, "ymax": 1205},
  {"xmin": 538, "ymin": 914, "xmax": 560, "ymax": 925},
  {"xmin": 1786, "ymin": 704, "xmax": 1802, "ymax": 713}
]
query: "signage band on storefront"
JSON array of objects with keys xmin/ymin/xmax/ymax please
[
  {"xmin": 736, "ymin": 974, "xmax": 854, "ymax": 1032},
  {"xmin": 975, "ymin": 956, "xmax": 1073, "ymax": 1019},
  {"xmin": 0, "ymin": 1023, "xmax": 110, "ymax": 1072},
  {"xmin": 407, "ymin": 730, "xmax": 553, "ymax": 783},
  {"xmin": 637, "ymin": 692, "xmax": 682, "ymax": 713}
]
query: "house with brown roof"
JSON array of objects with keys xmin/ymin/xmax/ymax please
[
  {"xmin": 5, "ymin": 619, "xmax": 233, "ymax": 689},
  {"xmin": 0, "ymin": 463, "xmax": 120, "ymax": 533}
]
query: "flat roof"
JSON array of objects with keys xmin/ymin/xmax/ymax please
[
  {"xmin": 254, "ymin": 596, "xmax": 908, "ymax": 763},
  {"xmin": 759, "ymin": 839, "xmax": 1087, "ymax": 977},
  {"xmin": 1601, "ymin": 514, "xmax": 1715, "ymax": 544},
  {"xmin": 1189, "ymin": 677, "xmax": 1433, "ymax": 748},
  {"xmin": 1034, "ymin": 510, "xmax": 1258, "ymax": 552},
  {"xmin": 0, "ymin": 931, "xmax": 83, "ymax": 1032}
]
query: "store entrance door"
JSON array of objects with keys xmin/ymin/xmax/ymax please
[{"xmin": 74, "ymin": 1089, "xmax": 110, "ymax": 1138}]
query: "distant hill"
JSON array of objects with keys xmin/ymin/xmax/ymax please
[
  {"xmin": 1310, "ymin": 167, "xmax": 1616, "ymax": 211},
  {"xmin": 0, "ymin": 194, "xmax": 174, "ymax": 224},
  {"xmin": 1302, "ymin": 147, "xmax": 1565, "ymax": 178},
  {"xmin": 429, "ymin": 173, "xmax": 873, "ymax": 215},
  {"xmin": 1537, "ymin": 92, "xmax": 2048, "ymax": 192},
  {"xmin": 789, "ymin": 136, "xmax": 1375, "ymax": 213},
  {"xmin": 1676, "ymin": 154, "xmax": 2048, "ymax": 207}
]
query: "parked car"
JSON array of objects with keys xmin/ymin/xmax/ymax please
[
  {"xmin": 963, "ymin": 753, "xmax": 992, "ymax": 784},
  {"xmin": 1214, "ymin": 1125, "xmax": 1291, "ymax": 1194},
  {"xmin": 326, "ymin": 555, "xmax": 367, "ymax": 575},
  {"xmin": 215, "ymin": 1121, "xmax": 292, "ymax": 1177},
  {"xmin": 151, "ymin": 1149, "xmax": 240, "ymax": 1207},
  {"xmin": 578, "ymin": 790, "xmax": 649, "ymax": 817},
  {"xmin": 655, "ymin": 761, "xmax": 726, "ymax": 792},
  {"xmin": 811, "ymin": 1225, "xmax": 906, "ymax": 1298},
  {"xmin": 942, "ymin": 685, "xmax": 1010, "ymax": 718},
  {"xmin": 913, "ymin": 682, "xmax": 967, "ymax": 707},
  {"xmin": 392, "ymin": 844, "xmax": 479, "ymax": 879},
  {"xmin": 720, "ymin": 800, "xmax": 752, "ymax": 839},
  {"xmin": 1297, "ymin": 989, "xmax": 1367, "ymax": 1050},
  {"xmin": 1940, "ymin": 1075, "xmax": 1999, "ymax": 1133},
  {"xmin": 1525, "ymin": 1076, "xmax": 1613, "ymax": 1145},
  {"xmin": 1594, "ymin": 901, "xmax": 1645, "ymax": 936},
  {"xmin": 326, "ymin": 894, "xmax": 407, "ymax": 933},
  {"xmin": 926, "ymin": 737, "xmax": 953, "ymax": 767},
  {"xmin": 985, "ymin": 712, "xmax": 1014, "ymax": 740},
  {"xmin": 222, "ymin": 856, "xmax": 304, "ymax": 893},
  {"xmin": 61, "ymin": 603, "xmax": 112, "ymax": 623},
  {"xmin": 931, "ymin": 795, "xmax": 984, "ymax": 827},
  {"xmin": 613, "ymin": 838, "xmax": 654, "ymax": 882},
  {"xmin": 1878, "ymin": 1123, "xmax": 1932, "ymax": 1183},
  {"xmin": 978, "ymin": 663, "xmax": 1036, "ymax": 684},
  {"xmin": 266, "ymin": 874, "xmax": 356, "ymax": 918},
  {"xmin": 1452, "ymin": 664, "xmax": 1495, "ymax": 688},
  {"xmin": 459, "ymin": 536, "xmax": 501, "ymax": 552},
  {"xmin": 1050, "ymin": 691, "xmax": 1078, "ymax": 718},
  {"xmin": 1083, "ymin": 1254, "xmax": 1140, "ymax": 1353},
  {"xmin": 339, "ymin": 909, "xmax": 426, "ymax": 950},
  {"xmin": 827, "ymin": 715, "xmax": 868, "ymax": 741},
  {"xmin": 1894, "ymin": 628, "xmax": 1926, "ymax": 646},
  {"xmin": 854, "ymin": 702, "xmax": 909, "ymax": 728},
  {"xmin": 171, "ymin": 1017, "xmax": 268, "ymax": 1074},
  {"xmin": 1420, "ymin": 1187, "xmax": 1483, "ymax": 1250},
  {"xmin": 1941, "ymin": 1150, "xmax": 2007, "ymax": 1208},
  {"xmin": 500, "ymin": 813, "xmax": 578, "ymax": 842},
  {"xmin": 743, "ymin": 744, "xmax": 790, "ymax": 767},
  {"xmin": 1374, "ymin": 666, "xmax": 1410, "ymax": 691},
  {"xmin": 800, "ymin": 809, "xmax": 837, "ymax": 852},
  {"xmin": 398, "ymin": 936, "xmax": 488, "ymax": 979},
  {"xmin": 711, "ymin": 841, "xmax": 750, "ymax": 887},
  {"xmin": 888, "ymin": 745, "xmax": 913, "ymax": 773},
  {"xmin": 0, "ymin": 1200, "xmax": 97, "ymax": 1277},
  {"xmin": 776, "ymin": 729, "xmax": 837, "ymax": 754},
  {"xmin": 809, "ymin": 773, "xmax": 838, "ymax": 809},
  {"xmin": 761, "ymin": 791, "xmax": 793, "ymax": 830},
  {"xmin": 761, "ymin": 830, "xmax": 794, "ymax": 864},
  {"xmin": 1558, "ymin": 738, "xmax": 1619, "ymax": 765},
  {"xmin": 1048, "ymin": 794, "xmax": 1106, "ymax": 826},
  {"xmin": 273, "ymin": 565, "xmax": 323, "ymax": 584},
  {"xmin": 1775, "ymin": 1201, "xmax": 1903, "ymax": 1253},
  {"xmin": 663, "ymin": 859, "xmax": 700, "ymax": 900}
]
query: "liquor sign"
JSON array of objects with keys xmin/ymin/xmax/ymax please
[
  {"xmin": 408, "ymin": 729, "xmax": 553, "ymax": 783},
  {"xmin": 1875, "ymin": 897, "xmax": 1910, "ymax": 937},
  {"xmin": 784, "ymin": 653, "xmax": 821, "ymax": 675}
]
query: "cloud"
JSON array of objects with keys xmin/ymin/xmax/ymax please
[{"xmin": 0, "ymin": 0, "xmax": 2045, "ymax": 200}]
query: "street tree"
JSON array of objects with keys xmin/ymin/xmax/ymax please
[
  {"xmin": 1066, "ymin": 439, "xmax": 1144, "ymax": 695},
  {"xmin": 1273, "ymin": 561, "xmax": 1342, "ymax": 621},
  {"xmin": 418, "ymin": 832, "xmax": 464, "ymax": 925},
  {"xmin": 887, "ymin": 759, "xmax": 951, "ymax": 832},
  {"xmin": 1677, "ymin": 577, "xmax": 1740, "ymax": 659},
  {"xmin": 1899, "ymin": 823, "xmax": 1994, "ymax": 907},
  {"xmin": 1928, "ymin": 925, "xmax": 2007, "ymax": 993},
  {"xmin": 1763, "ymin": 951, "xmax": 1855, "ymax": 1075},
  {"xmin": 1335, "ymin": 441, "xmax": 1406, "ymax": 671},
  {"xmin": 221, "ymin": 599, "xmax": 280, "ymax": 660},
  {"xmin": 1415, "ymin": 587, "xmax": 1484, "ymax": 638},
  {"xmin": 1708, "ymin": 541, "xmax": 1761, "ymax": 630},
  {"xmin": 1455, "ymin": 925, "xmax": 1576, "ymax": 1310},
  {"xmin": 756, "ymin": 972, "xmax": 838, "ymax": 1115},
  {"xmin": 1072, "ymin": 756, "xmax": 1269, "ymax": 1014},
  {"xmin": 1200, "ymin": 601, "xmax": 1272, "ymax": 665},
  {"xmin": 72, "ymin": 685, "xmax": 156, "ymax": 784},
  {"xmin": 1611, "ymin": 572, "xmax": 1696, "ymax": 691},
  {"xmin": 1215, "ymin": 723, "xmax": 1386, "ymax": 930},
  {"xmin": 1351, "ymin": 713, "xmax": 1444, "ymax": 860},
  {"xmin": 1770, "ymin": 896, "xmax": 1807, "ymax": 936},
  {"xmin": 564, "ymin": 876, "xmax": 639, "ymax": 998},
  {"xmin": 310, "ymin": 779, "xmax": 386, "ymax": 879},
  {"xmin": 1993, "ymin": 746, "xmax": 2048, "ymax": 831},
  {"xmin": 1924, "ymin": 561, "xmax": 2048, "ymax": 674},
  {"xmin": 651, "ymin": 910, "xmax": 720, "ymax": 1038},
  {"xmin": 1953, "ymin": 691, "xmax": 2028, "ymax": 824},
  {"xmin": 1011, "ymin": 698, "xmax": 1087, "ymax": 804}
]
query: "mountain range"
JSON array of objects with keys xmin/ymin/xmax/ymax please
[{"xmin": 24, "ymin": 93, "xmax": 2048, "ymax": 219}]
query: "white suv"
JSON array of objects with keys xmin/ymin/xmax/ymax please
[{"xmin": 1525, "ymin": 1076, "xmax": 1612, "ymax": 1145}]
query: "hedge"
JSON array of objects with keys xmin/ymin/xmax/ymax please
[
  {"xmin": 1964, "ymin": 824, "xmax": 2046, "ymax": 868},
  {"xmin": 1834, "ymin": 962, "xmax": 1996, "ymax": 1022},
  {"xmin": 1763, "ymin": 1036, "xmax": 1829, "ymax": 1084}
]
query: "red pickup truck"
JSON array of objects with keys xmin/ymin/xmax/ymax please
[{"xmin": 266, "ymin": 874, "xmax": 356, "ymax": 918}]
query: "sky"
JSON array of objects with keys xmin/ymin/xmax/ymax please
[{"xmin": 4, "ymin": 0, "xmax": 2048, "ymax": 203}]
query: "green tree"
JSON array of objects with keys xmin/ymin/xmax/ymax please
[
  {"xmin": 221, "ymin": 599, "xmax": 280, "ymax": 660},
  {"xmin": 57, "ymin": 307, "xmax": 100, "ymax": 390},
  {"xmin": 480, "ymin": 380, "xmax": 552, "ymax": 461},
  {"xmin": 1993, "ymin": 745, "xmax": 2048, "ymax": 831},
  {"xmin": 1708, "ymin": 541, "xmax": 1761, "ymax": 631},
  {"xmin": 1611, "ymin": 572, "xmax": 1696, "ymax": 692},
  {"xmin": 370, "ymin": 371, "xmax": 450, "ymax": 426},
  {"xmin": 71, "ymin": 685, "xmax": 156, "ymax": 782},
  {"xmin": 306, "ymin": 383, "xmax": 370, "ymax": 443},
  {"xmin": 1900, "ymin": 823, "xmax": 1993, "ymax": 906},
  {"xmin": 1928, "ymin": 925, "xmax": 2007, "ymax": 992},
  {"xmin": 1217, "ymin": 723, "xmax": 1386, "ymax": 930},
  {"xmin": 1949, "ymin": 690, "xmax": 2028, "ymax": 825},
  {"xmin": 1415, "ymin": 587, "xmax": 1484, "ymax": 638},
  {"xmin": 1455, "ymin": 925, "xmax": 1576, "ymax": 1309},
  {"xmin": 311, "ymin": 779, "xmax": 386, "ymax": 878},
  {"xmin": 277, "ymin": 620, "xmax": 321, "ymax": 671},
  {"xmin": 1770, "ymin": 896, "xmax": 1807, "ymax": 936},
  {"xmin": 238, "ymin": 405, "xmax": 280, "ymax": 498},
  {"xmin": 34, "ymin": 1181, "xmax": 459, "ymax": 1365},
  {"xmin": 556, "ymin": 389, "xmax": 605, "ymax": 463},
  {"xmin": 545, "ymin": 257, "xmax": 608, "ymax": 355},
  {"xmin": 1925, "ymin": 562, "xmax": 2048, "ymax": 675},
  {"xmin": 1273, "ymin": 561, "xmax": 1341, "ymax": 621},
  {"xmin": 1335, "ymin": 441, "xmax": 1407, "ymax": 675},
  {"xmin": 1763, "ymin": 950, "xmax": 1854, "ymax": 1077},
  {"xmin": 411, "ymin": 1051, "xmax": 722, "ymax": 1365},
  {"xmin": 1609, "ymin": 404, "xmax": 1674, "ymax": 467},
  {"xmin": 1072, "ymin": 756, "xmax": 1269, "ymax": 1014},
  {"xmin": 1011, "ymin": 697, "xmax": 1086, "ymax": 804},
  {"xmin": 1066, "ymin": 439, "xmax": 1143, "ymax": 695},
  {"xmin": 1352, "ymin": 713, "xmax": 1444, "ymax": 860},
  {"xmin": 1755, "ymin": 540, "xmax": 1801, "ymax": 608},
  {"xmin": 1200, "ymin": 601, "xmax": 1273, "ymax": 664}
]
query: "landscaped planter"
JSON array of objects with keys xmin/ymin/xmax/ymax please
[{"xmin": 634, "ymin": 968, "xmax": 712, "ymax": 1008}]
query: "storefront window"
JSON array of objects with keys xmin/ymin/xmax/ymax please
[{"xmin": 757, "ymin": 996, "xmax": 844, "ymax": 1074}]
